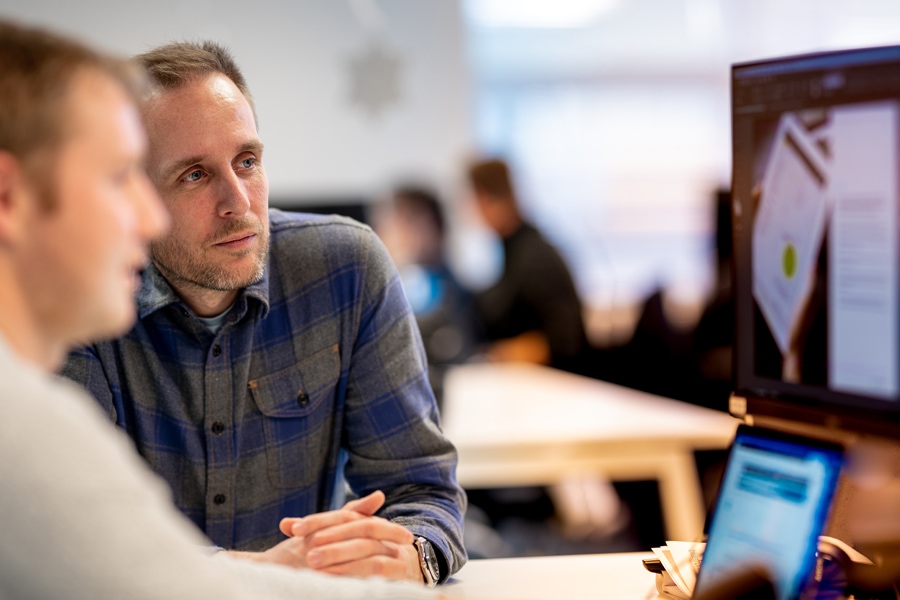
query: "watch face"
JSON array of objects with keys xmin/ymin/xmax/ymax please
[
  {"xmin": 425, "ymin": 546, "xmax": 440, "ymax": 575},
  {"xmin": 416, "ymin": 537, "xmax": 440, "ymax": 585}
]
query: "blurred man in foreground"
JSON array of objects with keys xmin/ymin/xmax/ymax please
[
  {"xmin": 62, "ymin": 40, "xmax": 465, "ymax": 585},
  {"xmin": 0, "ymin": 20, "xmax": 451, "ymax": 600}
]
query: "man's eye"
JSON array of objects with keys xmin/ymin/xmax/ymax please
[{"xmin": 184, "ymin": 169, "xmax": 203, "ymax": 183}]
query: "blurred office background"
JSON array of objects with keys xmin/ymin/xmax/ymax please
[
  {"xmin": 6, "ymin": 0, "xmax": 899, "ymax": 356},
  {"xmin": 6, "ymin": 0, "xmax": 900, "ymax": 556}
]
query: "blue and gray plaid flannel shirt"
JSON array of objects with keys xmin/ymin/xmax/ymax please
[{"xmin": 61, "ymin": 209, "xmax": 466, "ymax": 580}]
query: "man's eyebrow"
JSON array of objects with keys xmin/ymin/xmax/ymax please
[
  {"xmin": 160, "ymin": 155, "xmax": 204, "ymax": 182},
  {"xmin": 239, "ymin": 140, "xmax": 265, "ymax": 156}
]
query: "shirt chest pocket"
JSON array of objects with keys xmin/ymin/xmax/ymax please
[{"xmin": 248, "ymin": 344, "xmax": 341, "ymax": 488}]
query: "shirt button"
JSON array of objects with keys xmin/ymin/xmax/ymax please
[
  {"xmin": 297, "ymin": 391, "xmax": 309, "ymax": 407},
  {"xmin": 213, "ymin": 494, "xmax": 226, "ymax": 505},
  {"xmin": 212, "ymin": 344, "xmax": 222, "ymax": 358},
  {"xmin": 211, "ymin": 421, "xmax": 225, "ymax": 435}
]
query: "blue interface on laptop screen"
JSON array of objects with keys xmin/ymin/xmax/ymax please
[{"xmin": 693, "ymin": 426, "xmax": 844, "ymax": 600}]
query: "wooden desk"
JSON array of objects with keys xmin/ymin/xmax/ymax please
[
  {"xmin": 441, "ymin": 362, "xmax": 739, "ymax": 541},
  {"xmin": 442, "ymin": 552, "xmax": 661, "ymax": 599}
]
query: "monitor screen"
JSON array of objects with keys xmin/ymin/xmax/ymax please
[{"xmin": 732, "ymin": 45, "xmax": 900, "ymax": 434}]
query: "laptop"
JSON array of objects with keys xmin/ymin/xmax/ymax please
[{"xmin": 692, "ymin": 424, "xmax": 845, "ymax": 600}]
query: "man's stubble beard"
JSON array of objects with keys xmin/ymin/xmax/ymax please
[{"xmin": 150, "ymin": 218, "xmax": 270, "ymax": 293}]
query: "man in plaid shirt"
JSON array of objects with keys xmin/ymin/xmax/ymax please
[{"xmin": 62, "ymin": 40, "xmax": 465, "ymax": 586}]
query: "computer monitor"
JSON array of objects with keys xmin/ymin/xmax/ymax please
[{"xmin": 731, "ymin": 45, "xmax": 900, "ymax": 437}]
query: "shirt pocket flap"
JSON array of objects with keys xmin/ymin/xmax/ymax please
[{"xmin": 248, "ymin": 344, "xmax": 340, "ymax": 418}]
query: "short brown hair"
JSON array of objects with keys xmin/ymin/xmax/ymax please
[
  {"xmin": 0, "ymin": 20, "xmax": 143, "ymax": 198},
  {"xmin": 135, "ymin": 41, "xmax": 257, "ymax": 125},
  {"xmin": 467, "ymin": 158, "xmax": 516, "ymax": 203},
  {"xmin": 393, "ymin": 185, "xmax": 446, "ymax": 239}
]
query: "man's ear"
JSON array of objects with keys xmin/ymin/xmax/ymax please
[{"xmin": 0, "ymin": 151, "xmax": 30, "ymax": 246}]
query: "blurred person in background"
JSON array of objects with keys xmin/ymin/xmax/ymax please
[
  {"xmin": 688, "ymin": 188, "xmax": 736, "ymax": 408},
  {"xmin": 373, "ymin": 185, "xmax": 479, "ymax": 409},
  {"xmin": 597, "ymin": 187, "xmax": 734, "ymax": 412},
  {"xmin": 463, "ymin": 159, "xmax": 632, "ymax": 556},
  {"xmin": 466, "ymin": 158, "xmax": 589, "ymax": 375}
]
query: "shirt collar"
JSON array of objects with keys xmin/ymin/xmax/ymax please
[{"xmin": 136, "ymin": 262, "xmax": 271, "ymax": 320}]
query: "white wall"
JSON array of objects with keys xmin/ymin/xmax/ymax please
[{"xmin": 0, "ymin": 0, "xmax": 473, "ymax": 203}]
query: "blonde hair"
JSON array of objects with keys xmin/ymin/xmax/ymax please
[{"xmin": 135, "ymin": 41, "xmax": 257, "ymax": 125}]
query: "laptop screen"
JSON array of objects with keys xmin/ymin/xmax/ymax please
[{"xmin": 693, "ymin": 425, "xmax": 844, "ymax": 600}]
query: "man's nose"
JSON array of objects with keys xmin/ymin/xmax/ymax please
[{"xmin": 217, "ymin": 170, "xmax": 251, "ymax": 218}]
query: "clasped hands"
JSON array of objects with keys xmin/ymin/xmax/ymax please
[{"xmin": 229, "ymin": 490, "xmax": 423, "ymax": 583}]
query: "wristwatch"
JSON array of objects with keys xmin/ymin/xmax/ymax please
[{"xmin": 414, "ymin": 536, "xmax": 440, "ymax": 587}]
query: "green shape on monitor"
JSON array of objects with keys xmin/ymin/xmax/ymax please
[{"xmin": 783, "ymin": 243, "xmax": 797, "ymax": 279}]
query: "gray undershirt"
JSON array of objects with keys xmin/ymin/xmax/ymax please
[{"xmin": 196, "ymin": 306, "xmax": 233, "ymax": 334}]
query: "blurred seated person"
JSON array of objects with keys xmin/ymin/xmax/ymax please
[
  {"xmin": 688, "ymin": 188, "xmax": 737, "ymax": 409},
  {"xmin": 373, "ymin": 185, "xmax": 479, "ymax": 408},
  {"xmin": 463, "ymin": 160, "xmax": 626, "ymax": 550},
  {"xmin": 466, "ymin": 158, "xmax": 588, "ymax": 374},
  {"xmin": 595, "ymin": 188, "xmax": 735, "ymax": 412}
]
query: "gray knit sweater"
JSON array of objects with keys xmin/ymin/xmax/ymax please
[{"xmin": 0, "ymin": 335, "xmax": 438, "ymax": 600}]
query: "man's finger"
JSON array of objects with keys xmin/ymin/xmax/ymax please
[
  {"xmin": 306, "ymin": 537, "xmax": 399, "ymax": 569},
  {"xmin": 290, "ymin": 507, "xmax": 371, "ymax": 537},
  {"xmin": 306, "ymin": 516, "xmax": 414, "ymax": 548},
  {"xmin": 280, "ymin": 491, "xmax": 385, "ymax": 537},
  {"xmin": 341, "ymin": 490, "xmax": 385, "ymax": 516},
  {"xmin": 279, "ymin": 517, "xmax": 300, "ymax": 537},
  {"xmin": 253, "ymin": 535, "xmax": 313, "ymax": 569},
  {"xmin": 317, "ymin": 556, "xmax": 410, "ymax": 581}
]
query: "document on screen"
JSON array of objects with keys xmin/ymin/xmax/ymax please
[
  {"xmin": 828, "ymin": 101, "xmax": 900, "ymax": 399},
  {"xmin": 753, "ymin": 113, "xmax": 831, "ymax": 354}
]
